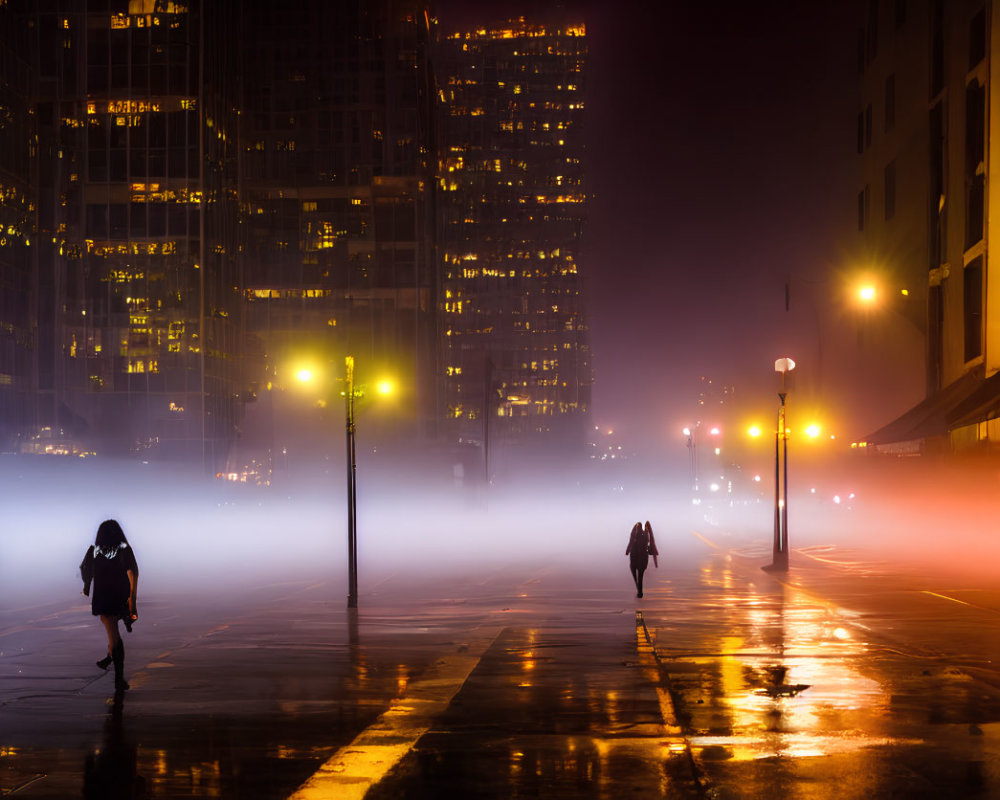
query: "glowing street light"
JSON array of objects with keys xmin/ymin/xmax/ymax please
[
  {"xmin": 805, "ymin": 423, "xmax": 821, "ymax": 438},
  {"xmin": 295, "ymin": 356, "xmax": 394, "ymax": 609},
  {"xmin": 857, "ymin": 285, "xmax": 877, "ymax": 304},
  {"xmin": 747, "ymin": 424, "xmax": 762, "ymax": 438}
]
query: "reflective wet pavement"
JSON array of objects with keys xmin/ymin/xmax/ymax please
[
  {"xmin": 6, "ymin": 535, "xmax": 1000, "ymax": 797},
  {"xmin": 647, "ymin": 543, "xmax": 1000, "ymax": 798}
]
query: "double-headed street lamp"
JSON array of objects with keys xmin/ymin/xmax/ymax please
[{"xmin": 299, "ymin": 356, "xmax": 393, "ymax": 608}]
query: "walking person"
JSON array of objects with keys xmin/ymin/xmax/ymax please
[
  {"xmin": 626, "ymin": 520, "xmax": 658, "ymax": 598},
  {"xmin": 81, "ymin": 520, "xmax": 138, "ymax": 692}
]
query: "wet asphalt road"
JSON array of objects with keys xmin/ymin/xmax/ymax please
[{"xmin": 5, "ymin": 532, "xmax": 1000, "ymax": 798}]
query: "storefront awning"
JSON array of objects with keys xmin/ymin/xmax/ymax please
[
  {"xmin": 865, "ymin": 370, "xmax": 983, "ymax": 445},
  {"xmin": 947, "ymin": 369, "xmax": 1000, "ymax": 429}
]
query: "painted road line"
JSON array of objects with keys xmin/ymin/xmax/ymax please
[
  {"xmin": 692, "ymin": 530, "xmax": 721, "ymax": 550},
  {"xmin": 921, "ymin": 590, "xmax": 1000, "ymax": 615},
  {"xmin": 635, "ymin": 611, "xmax": 682, "ymax": 734},
  {"xmin": 696, "ymin": 528, "xmax": 1000, "ymax": 618},
  {"xmin": 635, "ymin": 611, "xmax": 702, "ymax": 790},
  {"xmin": 287, "ymin": 630, "xmax": 502, "ymax": 800}
]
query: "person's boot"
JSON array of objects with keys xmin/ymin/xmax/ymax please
[
  {"xmin": 112, "ymin": 640, "xmax": 129, "ymax": 691},
  {"xmin": 96, "ymin": 651, "xmax": 113, "ymax": 670}
]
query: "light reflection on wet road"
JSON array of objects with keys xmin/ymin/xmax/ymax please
[
  {"xmin": 643, "ymin": 542, "xmax": 1000, "ymax": 798},
  {"xmin": 7, "ymin": 542, "xmax": 1000, "ymax": 797}
]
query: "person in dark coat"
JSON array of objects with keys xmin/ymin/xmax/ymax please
[
  {"xmin": 80, "ymin": 519, "xmax": 138, "ymax": 692},
  {"xmin": 625, "ymin": 520, "xmax": 659, "ymax": 598}
]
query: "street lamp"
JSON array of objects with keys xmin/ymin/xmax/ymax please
[
  {"xmin": 682, "ymin": 426, "xmax": 696, "ymax": 489},
  {"xmin": 344, "ymin": 356, "xmax": 358, "ymax": 609},
  {"xmin": 857, "ymin": 284, "xmax": 877, "ymax": 305},
  {"xmin": 296, "ymin": 356, "xmax": 392, "ymax": 608},
  {"xmin": 764, "ymin": 357, "xmax": 795, "ymax": 573},
  {"xmin": 342, "ymin": 357, "xmax": 397, "ymax": 608}
]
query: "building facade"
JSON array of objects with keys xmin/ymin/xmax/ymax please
[
  {"xmin": 0, "ymin": 3, "xmax": 594, "ymax": 467},
  {"xmin": 436, "ymin": 17, "xmax": 592, "ymax": 454},
  {"xmin": 0, "ymin": 7, "xmax": 35, "ymax": 452},
  {"xmin": 860, "ymin": 0, "xmax": 1000, "ymax": 453},
  {"xmin": 25, "ymin": 0, "xmax": 244, "ymax": 466},
  {"xmin": 240, "ymin": 0, "xmax": 438, "ymax": 445}
]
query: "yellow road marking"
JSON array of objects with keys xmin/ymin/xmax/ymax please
[
  {"xmin": 635, "ymin": 612, "xmax": 682, "ymax": 735},
  {"xmin": 921, "ymin": 590, "xmax": 1000, "ymax": 615},
  {"xmin": 691, "ymin": 530, "xmax": 720, "ymax": 550},
  {"xmin": 287, "ymin": 630, "xmax": 501, "ymax": 800}
]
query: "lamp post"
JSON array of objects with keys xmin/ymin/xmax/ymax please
[
  {"xmin": 296, "ymin": 356, "xmax": 394, "ymax": 608},
  {"xmin": 682, "ymin": 426, "xmax": 697, "ymax": 490},
  {"xmin": 765, "ymin": 357, "xmax": 795, "ymax": 573},
  {"xmin": 345, "ymin": 355, "xmax": 358, "ymax": 608}
]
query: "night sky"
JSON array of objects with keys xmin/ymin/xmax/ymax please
[
  {"xmin": 435, "ymin": 1, "xmax": 922, "ymax": 454},
  {"xmin": 583, "ymin": 1, "xmax": 878, "ymax": 450}
]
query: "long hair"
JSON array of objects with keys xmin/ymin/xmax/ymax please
[
  {"xmin": 631, "ymin": 522, "xmax": 642, "ymax": 537},
  {"xmin": 644, "ymin": 521, "xmax": 653, "ymax": 535},
  {"xmin": 95, "ymin": 519, "xmax": 128, "ymax": 549}
]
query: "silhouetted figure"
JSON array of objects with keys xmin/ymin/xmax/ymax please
[
  {"xmin": 626, "ymin": 520, "xmax": 658, "ymax": 598},
  {"xmin": 83, "ymin": 691, "xmax": 147, "ymax": 799},
  {"xmin": 81, "ymin": 520, "xmax": 139, "ymax": 692}
]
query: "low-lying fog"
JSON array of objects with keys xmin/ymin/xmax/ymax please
[{"xmin": 4, "ymin": 447, "xmax": 1000, "ymax": 612}]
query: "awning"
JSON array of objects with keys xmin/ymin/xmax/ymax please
[
  {"xmin": 948, "ymin": 369, "xmax": 1000, "ymax": 428},
  {"xmin": 864, "ymin": 369, "xmax": 983, "ymax": 445}
]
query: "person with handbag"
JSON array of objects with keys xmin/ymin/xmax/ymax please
[
  {"xmin": 626, "ymin": 520, "xmax": 659, "ymax": 598},
  {"xmin": 80, "ymin": 519, "xmax": 139, "ymax": 692}
]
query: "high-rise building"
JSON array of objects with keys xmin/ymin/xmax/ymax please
[
  {"xmin": 0, "ymin": 3, "xmax": 593, "ymax": 468},
  {"xmin": 27, "ymin": 0, "xmax": 244, "ymax": 465},
  {"xmin": 240, "ymin": 0, "xmax": 438, "ymax": 443},
  {"xmin": 436, "ymin": 17, "xmax": 592, "ymax": 453},
  {"xmin": 0, "ymin": 7, "xmax": 35, "ymax": 451},
  {"xmin": 860, "ymin": 0, "xmax": 1000, "ymax": 454}
]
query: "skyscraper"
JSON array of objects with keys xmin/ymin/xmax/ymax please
[
  {"xmin": 29, "ymin": 0, "xmax": 243, "ymax": 465},
  {"xmin": 436, "ymin": 17, "xmax": 592, "ymax": 455},
  {"xmin": 240, "ymin": 0, "xmax": 438, "ymax": 444},
  {"xmin": 0, "ymin": 6, "xmax": 35, "ymax": 452}
]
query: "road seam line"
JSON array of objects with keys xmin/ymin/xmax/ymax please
[{"xmin": 286, "ymin": 628, "xmax": 502, "ymax": 800}]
